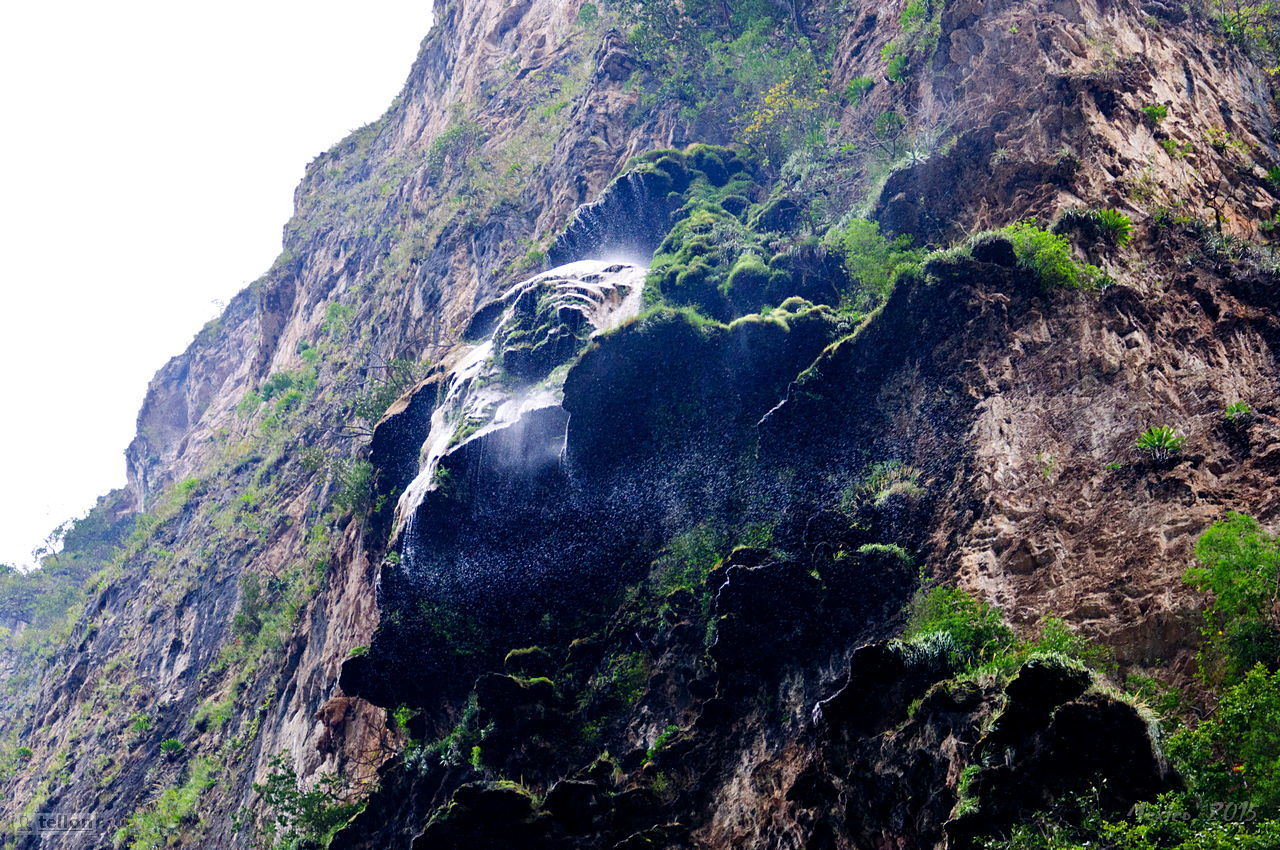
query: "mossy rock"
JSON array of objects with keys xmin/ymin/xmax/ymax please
[
  {"xmin": 750, "ymin": 197, "xmax": 801, "ymax": 233},
  {"xmin": 720, "ymin": 194, "xmax": 751, "ymax": 217},
  {"xmin": 652, "ymin": 154, "xmax": 691, "ymax": 192},
  {"xmin": 504, "ymin": 646, "xmax": 556, "ymax": 678},
  {"xmin": 722, "ymin": 253, "xmax": 772, "ymax": 312}
]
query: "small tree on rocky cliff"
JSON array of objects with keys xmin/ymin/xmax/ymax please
[
  {"xmin": 245, "ymin": 754, "xmax": 363, "ymax": 849},
  {"xmin": 1185, "ymin": 511, "xmax": 1280, "ymax": 684}
]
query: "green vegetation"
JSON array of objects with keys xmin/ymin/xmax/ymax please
[
  {"xmin": 832, "ymin": 219, "xmax": 927, "ymax": 308},
  {"xmin": 243, "ymin": 753, "xmax": 364, "ymax": 849},
  {"xmin": 619, "ymin": 0, "xmax": 831, "ymax": 164},
  {"xmin": 427, "ymin": 120, "xmax": 484, "ymax": 171},
  {"xmin": 114, "ymin": 758, "xmax": 218, "ymax": 849},
  {"xmin": 1090, "ymin": 208, "xmax": 1135, "ymax": 246},
  {"xmin": 1141, "ymin": 103, "xmax": 1169, "ymax": 126},
  {"xmin": 160, "ymin": 738, "xmax": 185, "ymax": 757},
  {"xmin": 351, "ymin": 358, "xmax": 425, "ymax": 434},
  {"xmin": 903, "ymin": 584, "xmax": 1113, "ymax": 675},
  {"xmin": 1160, "ymin": 137, "xmax": 1193, "ymax": 158},
  {"xmin": 843, "ymin": 75, "xmax": 874, "ymax": 106},
  {"xmin": 1003, "ymin": 221, "xmax": 1110, "ymax": 290},
  {"xmin": 1136, "ymin": 425, "xmax": 1186, "ymax": 462},
  {"xmin": 903, "ymin": 585, "xmax": 1016, "ymax": 666},
  {"xmin": 418, "ymin": 694, "xmax": 488, "ymax": 768},
  {"xmin": 332, "ymin": 458, "xmax": 374, "ymax": 515},
  {"xmin": 1209, "ymin": 0, "xmax": 1280, "ymax": 60},
  {"xmin": 1184, "ymin": 512, "xmax": 1280, "ymax": 684},
  {"xmin": 646, "ymin": 724, "xmax": 681, "ymax": 762},
  {"xmin": 990, "ymin": 512, "xmax": 1280, "ymax": 847},
  {"xmin": 1224, "ymin": 400, "xmax": 1253, "ymax": 423},
  {"xmin": 844, "ymin": 461, "xmax": 926, "ymax": 510}
]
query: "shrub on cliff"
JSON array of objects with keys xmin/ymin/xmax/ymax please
[
  {"xmin": 1002, "ymin": 221, "xmax": 1109, "ymax": 290},
  {"xmin": 904, "ymin": 585, "xmax": 1016, "ymax": 665},
  {"xmin": 831, "ymin": 218, "xmax": 925, "ymax": 308},
  {"xmin": 1168, "ymin": 664, "xmax": 1280, "ymax": 811},
  {"xmin": 1185, "ymin": 511, "xmax": 1280, "ymax": 684},
  {"xmin": 905, "ymin": 585, "xmax": 1113, "ymax": 676},
  {"xmin": 246, "ymin": 754, "xmax": 364, "ymax": 849},
  {"xmin": 991, "ymin": 515, "xmax": 1280, "ymax": 847}
]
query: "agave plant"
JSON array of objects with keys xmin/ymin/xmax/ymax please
[
  {"xmin": 1136, "ymin": 425, "xmax": 1185, "ymax": 462},
  {"xmin": 1091, "ymin": 208, "xmax": 1134, "ymax": 246}
]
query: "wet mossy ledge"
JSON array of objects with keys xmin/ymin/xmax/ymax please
[{"xmin": 348, "ymin": 143, "xmax": 1139, "ymax": 726}]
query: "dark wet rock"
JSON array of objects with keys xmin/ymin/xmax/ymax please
[
  {"xmin": 709, "ymin": 561, "xmax": 821, "ymax": 676},
  {"xmin": 413, "ymin": 781, "xmax": 541, "ymax": 849}
]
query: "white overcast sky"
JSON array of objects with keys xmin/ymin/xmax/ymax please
[{"xmin": 0, "ymin": 1, "xmax": 431, "ymax": 566}]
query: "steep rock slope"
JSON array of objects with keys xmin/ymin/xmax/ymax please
[{"xmin": 1, "ymin": 0, "xmax": 1279, "ymax": 848}]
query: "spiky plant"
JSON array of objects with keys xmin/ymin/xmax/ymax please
[
  {"xmin": 1091, "ymin": 208, "xmax": 1134, "ymax": 246},
  {"xmin": 1136, "ymin": 425, "xmax": 1185, "ymax": 462}
]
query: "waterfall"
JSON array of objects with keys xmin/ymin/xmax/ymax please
[
  {"xmin": 392, "ymin": 260, "xmax": 647, "ymax": 548},
  {"xmin": 546, "ymin": 170, "xmax": 679, "ymax": 267}
]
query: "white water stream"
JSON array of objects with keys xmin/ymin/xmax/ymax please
[{"xmin": 393, "ymin": 260, "xmax": 647, "ymax": 545}]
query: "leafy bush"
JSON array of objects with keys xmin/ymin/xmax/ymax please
[
  {"xmin": 904, "ymin": 585, "xmax": 1111, "ymax": 675},
  {"xmin": 352, "ymin": 359, "xmax": 423, "ymax": 430},
  {"xmin": 737, "ymin": 76, "xmax": 828, "ymax": 164},
  {"xmin": 1210, "ymin": 0, "xmax": 1280, "ymax": 59},
  {"xmin": 1185, "ymin": 512, "xmax": 1280, "ymax": 684},
  {"xmin": 419, "ymin": 694, "xmax": 487, "ymax": 768},
  {"xmin": 1033, "ymin": 616, "xmax": 1114, "ymax": 672},
  {"xmin": 160, "ymin": 739, "xmax": 184, "ymax": 757},
  {"xmin": 248, "ymin": 753, "xmax": 364, "ymax": 849},
  {"xmin": 844, "ymin": 75, "xmax": 874, "ymax": 105},
  {"xmin": 886, "ymin": 52, "xmax": 909, "ymax": 81},
  {"xmin": 1168, "ymin": 664, "xmax": 1280, "ymax": 810},
  {"xmin": 333, "ymin": 459, "xmax": 374, "ymax": 515},
  {"xmin": 832, "ymin": 219, "xmax": 925, "ymax": 306},
  {"xmin": 427, "ymin": 120, "xmax": 484, "ymax": 171},
  {"xmin": 621, "ymin": 0, "xmax": 827, "ymax": 161},
  {"xmin": 903, "ymin": 585, "xmax": 1016, "ymax": 665},
  {"xmin": 1135, "ymin": 425, "xmax": 1186, "ymax": 462},
  {"xmin": 989, "ymin": 515, "xmax": 1280, "ymax": 847},
  {"xmin": 1141, "ymin": 103, "xmax": 1169, "ymax": 125},
  {"xmin": 1002, "ymin": 221, "xmax": 1108, "ymax": 289},
  {"xmin": 130, "ymin": 713, "xmax": 153, "ymax": 734},
  {"xmin": 1160, "ymin": 137, "xmax": 1193, "ymax": 158},
  {"xmin": 1224, "ymin": 400, "xmax": 1253, "ymax": 423}
]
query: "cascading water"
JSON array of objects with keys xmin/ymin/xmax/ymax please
[
  {"xmin": 546, "ymin": 170, "xmax": 678, "ymax": 267},
  {"xmin": 394, "ymin": 260, "xmax": 646, "ymax": 563}
]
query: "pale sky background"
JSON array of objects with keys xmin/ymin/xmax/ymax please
[{"xmin": 0, "ymin": 1, "xmax": 432, "ymax": 566}]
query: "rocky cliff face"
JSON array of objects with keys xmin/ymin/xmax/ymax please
[{"xmin": 3, "ymin": 0, "xmax": 1280, "ymax": 848}]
